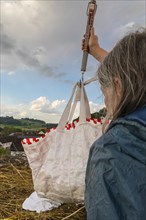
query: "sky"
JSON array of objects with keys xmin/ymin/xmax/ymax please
[{"xmin": 1, "ymin": 0, "xmax": 146, "ymax": 123}]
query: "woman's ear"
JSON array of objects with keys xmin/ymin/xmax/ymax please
[{"xmin": 114, "ymin": 77, "xmax": 122, "ymax": 98}]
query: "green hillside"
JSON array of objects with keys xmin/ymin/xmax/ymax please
[
  {"xmin": 0, "ymin": 108, "xmax": 106, "ymax": 131},
  {"xmin": 0, "ymin": 116, "xmax": 46, "ymax": 129}
]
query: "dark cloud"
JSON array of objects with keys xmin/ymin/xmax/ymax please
[
  {"xmin": 1, "ymin": 32, "xmax": 16, "ymax": 53},
  {"xmin": 1, "ymin": 0, "xmax": 145, "ymax": 77},
  {"xmin": 16, "ymin": 48, "xmax": 67, "ymax": 78},
  {"xmin": 17, "ymin": 49, "xmax": 40, "ymax": 68},
  {"xmin": 1, "ymin": 25, "xmax": 66, "ymax": 79}
]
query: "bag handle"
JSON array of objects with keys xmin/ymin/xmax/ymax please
[
  {"xmin": 68, "ymin": 85, "xmax": 81, "ymax": 123},
  {"xmin": 57, "ymin": 83, "xmax": 78, "ymax": 131},
  {"xmin": 68, "ymin": 82, "xmax": 91, "ymax": 124},
  {"xmin": 79, "ymin": 82, "xmax": 91, "ymax": 123},
  {"xmin": 57, "ymin": 82, "xmax": 91, "ymax": 131}
]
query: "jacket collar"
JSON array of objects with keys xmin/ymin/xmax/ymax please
[{"xmin": 123, "ymin": 105, "xmax": 146, "ymax": 126}]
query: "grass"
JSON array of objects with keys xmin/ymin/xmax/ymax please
[{"xmin": 0, "ymin": 147, "xmax": 11, "ymax": 157}]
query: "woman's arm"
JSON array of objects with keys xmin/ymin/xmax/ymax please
[{"xmin": 82, "ymin": 28, "xmax": 108, "ymax": 62}]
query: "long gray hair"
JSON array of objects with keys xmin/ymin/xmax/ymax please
[{"xmin": 98, "ymin": 28, "xmax": 146, "ymax": 128}]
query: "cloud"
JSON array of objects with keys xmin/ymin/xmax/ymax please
[
  {"xmin": 50, "ymin": 100, "xmax": 66, "ymax": 110},
  {"xmin": 30, "ymin": 97, "xmax": 48, "ymax": 112},
  {"xmin": 1, "ymin": 97, "xmax": 104, "ymax": 123},
  {"xmin": 8, "ymin": 71, "xmax": 15, "ymax": 76},
  {"xmin": 64, "ymin": 100, "xmax": 105, "ymax": 121},
  {"xmin": 1, "ymin": 32, "xmax": 16, "ymax": 54},
  {"xmin": 16, "ymin": 48, "xmax": 56, "ymax": 77},
  {"xmin": 121, "ymin": 22, "xmax": 141, "ymax": 32},
  {"xmin": 30, "ymin": 96, "xmax": 65, "ymax": 114},
  {"xmin": 1, "ymin": 0, "xmax": 145, "ymax": 77},
  {"xmin": 89, "ymin": 101, "xmax": 105, "ymax": 113},
  {"xmin": 113, "ymin": 22, "xmax": 142, "ymax": 40},
  {"xmin": 1, "ymin": 97, "xmax": 66, "ymax": 123},
  {"xmin": 1, "ymin": 0, "xmax": 84, "ymax": 77},
  {"xmin": 1, "ymin": 1, "xmax": 69, "ymax": 78},
  {"xmin": 1, "ymin": 103, "xmax": 27, "ymax": 119},
  {"xmin": 1, "ymin": 29, "xmax": 67, "ymax": 78}
]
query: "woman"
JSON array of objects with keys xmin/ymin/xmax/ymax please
[{"xmin": 83, "ymin": 28, "xmax": 146, "ymax": 219}]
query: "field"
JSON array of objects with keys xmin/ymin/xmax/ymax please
[{"xmin": 0, "ymin": 155, "xmax": 86, "ymax": 220}]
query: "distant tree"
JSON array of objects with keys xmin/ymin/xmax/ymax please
[
  {"xmin": 91, "ymin": 112, "xmax": 101, "ymax": 119},
  {"xmin": 0, "ymin": 127, "xmax": 3, "ymax": 132},
  {"xmin": 1, "ymin": 126, "xmax": 15, "ymax": 136},
  {"xmin": 0, "ymin": 116, "xmax": 21, "ymax": 125},
  {"xmin": 15, "ymin": 128, "xmax": 22, "ymax": 132},
  {"xmin": 46, "ymin": 123, "xmax": 58, "ymax": 129},
  {"xmin": 0, "ymin": 126, "xmax": 22, "ymax": 137},
  {"xmin": 22, "ymin": 122, "xmax": 28, "ymax": 126},
  {"xmin": 99, "ymin": 107, "xmax": 107, "ymax": 117}
]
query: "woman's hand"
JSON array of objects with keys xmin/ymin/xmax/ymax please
[{"xmin": 82, "ymin": 28, "xmax": 108, "ymax": 62}]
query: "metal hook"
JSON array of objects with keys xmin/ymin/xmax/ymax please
[
  {"xmin": 81, "ymin": 72, "xmax": 84, "ymax": 83},
  {"xmin": 79, "ymin": 73, "xmax": 84, "ymax": 88}
]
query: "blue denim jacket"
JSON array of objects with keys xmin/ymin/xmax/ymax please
[{"xmin": 85, "ymin": 106, "xmax": 146, "ymax": 220}]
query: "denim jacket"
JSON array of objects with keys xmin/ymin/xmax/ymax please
[{"xmin": 85, "ymin": 106, "xmax": 146, "ymax": 220}]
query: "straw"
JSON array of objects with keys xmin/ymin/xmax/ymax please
[{"xmin": 0, "ymin": 157, "xmax": 86, "ymax": 220}]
